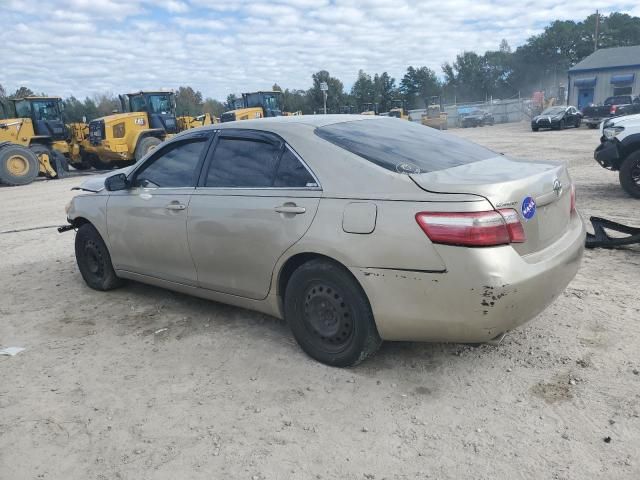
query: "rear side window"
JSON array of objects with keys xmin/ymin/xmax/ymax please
[
  {"xmin": 135, "ymin": 137, "xmax": 207, "ymax": 188},
  {"xmin": 315, "ymin": 119, "xmax": 496, "ymax": 174},
  {"xmin": 206, "ymin": 137, "xmax": 280, "ymax": 187},
  {"xmin": 274, "ymin": 149, "xmax": 317, "ymax": 188}
]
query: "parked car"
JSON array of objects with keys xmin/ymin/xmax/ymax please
[
  {"xmin": 581, "ymin": 95, "xmax": 640, "ymax": 129},
  {"xmin": 594, "ymin": 113, "xmax": 640, "ymax": 198},
  {"xmin": 460, "ymin": 109, "xmax": 494, "ymax": 128},
  {"xmin": 531, "ymin": 106, "xmax": 582, "ymax": 131},
  {"xmin": 62, "ymin": 116, "xmax": 585, "ymax": 367}
]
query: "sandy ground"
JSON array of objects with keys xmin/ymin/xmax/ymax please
[{"xmin": 1, "ymin": 122, "xmax": 639, "ymax": 480}]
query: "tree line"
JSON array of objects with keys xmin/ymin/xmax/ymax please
[{"xmin": 1, "ymin": 12, "xmax": 638, "ymax": 120}]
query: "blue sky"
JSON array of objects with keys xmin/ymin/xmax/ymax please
[{"xmin": 1, "ymin": 0, "xmax": 638, "ymax": 100}]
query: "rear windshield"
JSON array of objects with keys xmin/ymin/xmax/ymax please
[{"xmin": 315, "ymin": 118, "xmax": 496, "ymax": 174}]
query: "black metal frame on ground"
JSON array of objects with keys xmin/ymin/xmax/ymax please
[{"xmin": 585, "ymin": 216, "xmax": 640, "ymax": 249}]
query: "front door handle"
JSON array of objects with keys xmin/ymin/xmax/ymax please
[
  {"xmin": 274, "ymin": 204, "xmax": 306, "ymax": 215},
  {"xmin": 165, "ymin": 203, "xmax": 186, "ymax": 211}
]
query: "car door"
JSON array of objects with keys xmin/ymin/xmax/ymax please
[
  {"xmin": 188, "ymin": 129, "xmax": 321, "ymax": 300},
  {"xmin": 106, "ymin": 132, "xmax": 212, "ymax": 285}
]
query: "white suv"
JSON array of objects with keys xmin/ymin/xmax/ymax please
[{"xmin": 594, "ymin": 113, "xmax": 640, "ymax": 198}]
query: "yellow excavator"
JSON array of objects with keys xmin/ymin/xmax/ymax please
[
  {"xmin": 220, "ymin": 91, "xmax": 283, "ymax": 122},
  {"xmin": 0, "ymin": 96, "xmax": 87, "ymax": 186}
]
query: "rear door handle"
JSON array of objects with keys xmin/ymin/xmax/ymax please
[
  {"xmin": 274, "ymin": 205, "xmax": 306, "ymax": 214},
  {"xmin": 165, "ymin": 203, "xmax": 186, "ymax": 211}
]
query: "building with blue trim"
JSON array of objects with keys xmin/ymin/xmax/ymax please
[{"xmin": 568, "ymin": 45, "xmax": 640, "ymax": 110}]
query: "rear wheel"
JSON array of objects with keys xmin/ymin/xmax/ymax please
[
  {"xmin": 135, "ymin": 137, "xmax": 162, "ymax": 162},
  {"xmin": 75, "ymin": 223, "xmax": 124, "ymax": 290},
  {"xmin": 575, "ymin": 117, "xmax": 582, "ymax": 128},
  {"xmin": 284, "ymin": 259, "xmax": 381, "ymax": 367},
  {"xmin": 0, "ymin": 144, "xmax": 40, "ymax": 186},
  {"xmin": 619, "ymin": 151, "xmax": 640, "ymax": 199},
  {"xmin": 532, "ymin": 127, "xmax": 539, "ymax": 132}
]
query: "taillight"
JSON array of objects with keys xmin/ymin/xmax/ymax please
[
  {"xmin": 570, "ymin": 184, "xmax": 576, "ymax": 213},
  {"xmin": 610, "ymin": 105, "xmax": 617, "ymax": 114},
  {"xmin": 415, "ymin": 209, "xmax": 526, "ymax": 247}
]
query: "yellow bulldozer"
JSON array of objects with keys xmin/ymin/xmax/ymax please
[
  {"xmin": 220, "ymin": 91, "xmax": 283, "ymax": 122},
  {"xmin": 388, "ymin": 99, "xmax": 409, "ymax": 120},
  {"xmin": 0, "ymin": 96, "xmax": 88, "ymax": 186},
  {"xmin": 421, "ymin": 96, "xmax": 448, "ymax": 130},
  {"xmin": 80, "ymin": 90, "xmax": 182, "ymax": 170}
]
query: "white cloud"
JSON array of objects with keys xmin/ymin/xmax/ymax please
[{"xmin": 0, "ymin": 0, "xmax": 637, "ymax": 100}]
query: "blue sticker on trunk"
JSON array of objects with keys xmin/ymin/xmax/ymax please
[{"xmin": 522, "ymin": 196, "xmax": 536, "ymax": 220}]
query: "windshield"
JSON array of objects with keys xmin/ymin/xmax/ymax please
[
  {"xmin": 541, "ymin": 107, "xmax": 565, "ymax": 115},
  {"xmin": 604, "ymin": 96, "xmax": 631, "ymax": 105},
  {"xmin": 129, "ymin": 94, "xmax": 174, "ymax": 114},
  {"xmin": 316, "ymin": 118, "xmax": 496, "ymax": 174},
  {"xmin": 14, "ymin": 100, "xmax": 32, "ymax": 118}
]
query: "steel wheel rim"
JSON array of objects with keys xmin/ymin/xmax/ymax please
[
  {"xmin": 84, "ymin": 240, "xmax": 105, "ymax": 278},
  {"xmin": 7, "ymin": 155, "xmax": 29, "ymax": 176},
  {"xmin": 303, "ymin": 282, "xmax": 354, "ymax": 352},
  {"xmin": 632, "ymin": 159, "xmax": 640, "ymax": 185}
]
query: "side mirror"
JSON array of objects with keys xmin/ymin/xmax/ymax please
[{"xmin": 104, "ymin": 173, "xmax": 129, "ymax": 191}]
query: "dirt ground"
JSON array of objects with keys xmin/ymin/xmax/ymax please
[{"xmin": 1, "ymin": 122, "xmax": 638, "ymax": 480}]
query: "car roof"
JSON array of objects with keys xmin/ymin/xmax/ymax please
[{"xmin": 203, "ymin": 114, "xmax": 382, "ymax": 133}]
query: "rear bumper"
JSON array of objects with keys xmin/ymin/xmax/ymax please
[
  {"xmin": 594, "ymin": 139, "xmax": 622, "ymax": 170},
  {"xmin": 352, "ymin": 213, "xmax": 585, "ymax": 343}
]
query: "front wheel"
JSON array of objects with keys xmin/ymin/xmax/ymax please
[
  {"xmin": 75, "ymin": 223, "xmax": 124, "ymax": 290},
  {"xmin": 575, "ymin": 118, "xmax": 582, "ymax": 128},
  {"xmin": 135, "ymin": 137, "xmax": 162, "ymax": 162},
  {"xmin": 619, "ymin": 151, "xmax": 640, "ymax": 199},
  {"xmin": 284, "ymin": 260, "xmax": 381, "ymax": 367}
]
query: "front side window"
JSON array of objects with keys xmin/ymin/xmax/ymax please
[
  {"xmin": 129, "ymin": 95, "xmax": 147, "ymax": 112},
  {"xmin": 134, "ymin": 137, "xmax": 208, "ymax": 188},
  {"xmin": 205, "ymin": 137, "xmax": 281, "ymax": 188}
]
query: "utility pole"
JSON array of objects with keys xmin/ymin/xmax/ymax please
[{"xmin": 594, "ymin": 10, "xmax": 600, "ymax": 52}]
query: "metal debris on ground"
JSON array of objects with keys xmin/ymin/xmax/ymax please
[{"xmin": 585, "ymin": 216, "xmax": 640, "ymax": 248}]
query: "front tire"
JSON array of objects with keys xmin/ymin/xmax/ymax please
[
  {"xmin": 135, "ymin": 137, "xmax": 162, "ymax": 162},
  {"xmin": 619, "ymin": 151, "xmax": 640, "ymax": 199},
  {"xmin": 88, "ymin": 153, "xmax": 114, "ymax": 171},
  {"xmin": 0, "ymin": 144, "xmax": 40, "ymax": 185},
  {"xmin": 75, "ymin": 224, "xmax": 124, "ymax": 290},
  {"xmin": 284, "ymin": 259, "xmax": 381, "ymax": 367}
]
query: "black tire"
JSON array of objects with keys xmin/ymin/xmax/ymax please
[
  {"xmin": 532, "ymin": 127, "xmax": 539, "ymax": 132},
  {"xmin": 135, "ymin": 137, "xmax": 162, "ymax": 162},
  {"xmin": 88, "ymin": 153, "xmax": 114, "ymax": 171},
  {"xmin": 75, "ymin": 223, "xmax": 124, "ymax": 291},
  {"xmin": 284, "ymin": 259, "xmax": 382, "ymax": 367},
  {"xmin": 49, "ymin": 150, "xmax": 69, "ymax": 178},
  {"xmin": 558, "ymin": 119, "xmax": 566, "ymax": 130},
  {"xmin": 0, "ymin": 144, "xmax": 40, "ymax": 186},
  {"xmin": 575, "ymin": 117, "xmax": 582, "ymax": 128},
  {"xmin": 619, "ymin": 151, "xmax": 640, "ymax": 199},
  {"xmin": 587, "ymin": 123, "xmax": 598, "ymax": 129},
  {"xmin": 70, "ymin": 159, "xmax": 92, "ymax": 171}
]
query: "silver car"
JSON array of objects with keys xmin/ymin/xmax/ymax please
[{"xmin": 63, "ymin": 116, "xmax": 585, "ymax": 366}]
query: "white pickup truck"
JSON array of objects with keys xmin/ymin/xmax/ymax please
[{"xmin": 594, "ymin": 113, "xmax": 640, "ymax": 198}]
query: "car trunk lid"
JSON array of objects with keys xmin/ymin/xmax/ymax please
[{"xmin": 410, "ymin": 156, "xmax": 572, "ymax": 255}]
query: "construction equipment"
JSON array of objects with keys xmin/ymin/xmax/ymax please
[
  {"xmin": 177, "ymin": 113, "xmax": 217, "ymax": 131},
  {"xmin": 81, "ymin": 90, "xmax": 179, "ymax": 170},
  {"xmin": 421, "ymin": 96, "xmax": 448, "ymax": 130},
  {"xmin": 388, "ymin": 100, "xmax": 409, "ymax": 120},
  {"xmin": 361, "ymin": 103, "xmax": 378, "ymax": 115},
  {"xmin": 0, "ymin": 96, "xmax": 87, "ymax": 186},
  {"xmin": 220, "ymin": 91, "xmax": 283, "ymax": 122}
]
